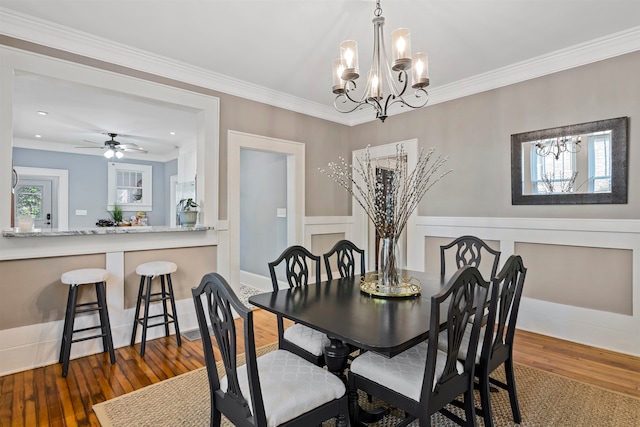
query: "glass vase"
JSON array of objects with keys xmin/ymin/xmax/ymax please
[{"xmin": 378, "ymin": 236, "xmax": 401, "ymax": 287}]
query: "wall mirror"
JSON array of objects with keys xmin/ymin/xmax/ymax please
[
  {"xmin": 1, "ymin": 47, "xmax": 219, "ymax": 230},
  {"xmin": 511, "ymin": 117, "xmax": 628, "ymax": 205}
]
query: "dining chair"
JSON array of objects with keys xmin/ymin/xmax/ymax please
[
  {"xmin": 348, "ymin": 266, "xmax": 495, "ymax": 426},
  {"xmin": 192, "ymin": 272, "xmax": 349, "ymax": 427},
  {"xmin": 440, "ymin": 235, "xmax": 501, "ymax": 281},
  {"xmin": 438, "ymin": 254, "xmax": 527, "ymax": 427},
  {"xmin": 268, "ymin": 245, "xmax": 329, "ymax": 366},
  {"xmin": 323, "ymin": 239, "xmax": 366, "ymax": 281}
]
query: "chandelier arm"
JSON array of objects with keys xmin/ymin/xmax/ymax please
[
  {"xmin": 386, "ymin": 89, "xmax": 430, "ymax": 111},
  {"xmin": 333, "ymin": 94, "xmax": 366, "ymax": 114}
]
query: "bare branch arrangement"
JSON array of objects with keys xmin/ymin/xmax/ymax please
[{"xmin": 320, "ymin": 144, "xmax": 452, "ymax": 240}]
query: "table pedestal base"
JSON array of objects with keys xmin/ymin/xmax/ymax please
[{"xmin": 324, "ymin": 337, "xmax": 390, "ymax": 426}]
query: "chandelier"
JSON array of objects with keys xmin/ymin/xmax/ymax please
[
  {"xmin": 534, "ymin": 136, "xmax": 582, "ymax": 160},
  {"xmin": 332, "ymin": 0, "xmax": 430, "ymax": 122}
]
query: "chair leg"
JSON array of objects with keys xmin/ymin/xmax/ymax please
[
  {"xmin": 166, "ymin": 273, "xmax": 182, "ymax": 346},
  {"xmin": 479, "ymin": 372, "xmax": 494, "ymax": 427},
  {"xmin": 95, "ymin": 281, "xmax": 116, "ymax": 365},
  {"xmin": 463, "ymin": 388, "xmax": 477, "ymax": 427},
  {"xmin": 211, "ymin": 407, "xmax": 221, "ymax": 427},
  {"xmin": 140, "ymin": 275, "xmax": 153, "ymax": 356},
  {"xmin": 131, "ymin": 275, "xmax": 145, "ymax": 346},
  {"xmin": 504, "ymin": 358, "xmax": 522, "ymax": 423},
  {"xmin": 60, "ymin": 285, "xmax": 79, "ymax": 377}
]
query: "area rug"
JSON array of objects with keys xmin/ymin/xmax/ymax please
[
  {"xmin": 182, "ymin": 283, "xmax": 266, "ymax": 341},
  {"xmin": 94, "ymin": 343, "xmax": 640, "ymax": 427}
]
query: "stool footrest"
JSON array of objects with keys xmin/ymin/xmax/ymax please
[
  {"xmin": 72, "ymin": 333, "xmax": 107, "ymax": 344},
  {"xmin": 72, "ymin": 325, "xmax": 103, "ymax": 334},
  {"xmin": 75, "ymin": 306, "xmax": 103, "ymax": 315}
]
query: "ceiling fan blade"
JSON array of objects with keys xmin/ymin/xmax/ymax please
[
  {"xmin": 122, "ymin": 146, "xmax": 148, "ymax": 153},
  {"xmin": 118, "ymin": 143, "xmax": 140, "ymax": 148},
  {"xmin": 83, "ymin": 139, "xmax": 104, "ymax": 146}
]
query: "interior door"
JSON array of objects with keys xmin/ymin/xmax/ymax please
[{"xmin": 13, "ymin": 178, "xmax": 55, "ymax": 230}]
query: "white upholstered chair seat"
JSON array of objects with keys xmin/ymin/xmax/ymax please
[
  {"xmin": 61, "ymin": 268, "xmax": 109, "ymax": 286},
  {"xmin": 283, "ymin": 323, "xmax": 331, "ymax": 357},
  {"xmin": 221, "ymin": 349, "xmax": 346, "ymax": 427},
  {"xmin": 136, "ymin": 261, "xmax": 177, "ymax": 277},
  {"xmin": 438, "ymin": 328, "xmax": 498, "ymax": 364},
  {"xmin": 349, "ymin": 342, "xmax": 463, "ymax": 401}
]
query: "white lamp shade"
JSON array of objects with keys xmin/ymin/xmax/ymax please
[
  {"xmin": 391, "ymin": 28, "xmax": 412, "ymax": 71},
  {"xmin": 104, "ymin": 149, "xmax": 115, "ymax": 159},
  {"xmin": 115, "ymin": 150, "xmax": 124, "ymax": 159},
  {"xmin": 367, "ymin": 70, "xmax": 382, "ymax": 99},
  {"xmin": 411, "ymin": 52, "xmax": 430, "ymax": 88},
  {"xmin": 332, "ymin": 58, "xmax": 345, "ymax": 94},
  {"xmin": 340, "ymin": 40, "xmax": 359, "ymax": 80}
]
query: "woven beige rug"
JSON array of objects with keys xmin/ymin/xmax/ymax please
[{"xmin": 94, "ymin": 343, "xmax": 640, "ymax": 427}]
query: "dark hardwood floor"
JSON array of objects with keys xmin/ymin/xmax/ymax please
[{"xmin": 1, "ymin": 309, "xmax": 639, "ymax": 426}]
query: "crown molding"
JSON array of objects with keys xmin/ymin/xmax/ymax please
[{"xmin": 1, "ymin": 7, "xmax": 639, "ymax": 127}]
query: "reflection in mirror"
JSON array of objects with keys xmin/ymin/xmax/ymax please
[{"xmin": 511, "ymin": 117, "xmax": 628, "ymax": 205}]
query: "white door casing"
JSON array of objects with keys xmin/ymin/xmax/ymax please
[{"xmin": 228, "ymin": 131, "xmax": 305, "ymax": 288}]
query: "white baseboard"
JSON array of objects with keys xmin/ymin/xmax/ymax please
[{"xmin": 0, "ymin": 297, "xmax": 199, "ymax": 376}]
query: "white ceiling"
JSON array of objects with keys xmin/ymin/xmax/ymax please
[{"xmin": 1, "ymin": 0, "xmax": 639, "ymax": 155}]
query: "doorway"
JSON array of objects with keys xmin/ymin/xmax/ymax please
[
  {"xmin": 351, "ymin": 140, "xmax": 417, "ymax": 270},
  {"xmin": 228, "ymin": 131, "xmax": 305, "ymax": 290},
  {"xmin": 14, "ymin": 177, "xmax": 55, "ymax": 230},
  {"xmin": 13, "ymin": 166, "xmax": 69, "ymax": 230}
]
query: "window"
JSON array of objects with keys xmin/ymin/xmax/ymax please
[
  {"xmin": 588, "ymin": 132, "xmax": 612, "ymax": 193},
  {"xmin": 107, "ymin": 162, "xmax": 152, "ymax": 211},
  {"xmin": 529, "ymin": 143, "xmax": 577, "ymax": 194}
]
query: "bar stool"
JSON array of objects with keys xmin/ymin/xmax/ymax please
[
  {"xmin": 131, "ymin": 261, "xmax": 182, "ymax": 356},
  {"xmin": 59, "ymin": 268, "xmax": 116, "ymax": 377}
]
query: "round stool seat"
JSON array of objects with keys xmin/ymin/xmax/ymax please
[
  {"xmin": 136, "ymin": 261, "xmax": 177, "ymax": 277},
  {"xmin": 61, "ymin": 268, "xmax": 109, "ymax": 285}
]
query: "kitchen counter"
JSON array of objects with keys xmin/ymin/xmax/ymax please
[{"xmin": 2, "ymin": 225, "xmax": 213, "ymax": 238}]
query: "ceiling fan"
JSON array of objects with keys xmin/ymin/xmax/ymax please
[{"xmin": 78, "ymin": 133, "xmax": 148, "ymax": 158}]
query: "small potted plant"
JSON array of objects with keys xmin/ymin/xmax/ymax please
[
  {"xmin": 177, "ymin": 198, "xmax": 198, "ymax": 227},
  {"xmin": 110, "ymin": 204, "xmax": 128, "ymax": 226}
]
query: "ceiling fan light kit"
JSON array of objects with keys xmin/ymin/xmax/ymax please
[{"xmin": 77, "ymin": 132, "xmax": 148, "ymax": 158}]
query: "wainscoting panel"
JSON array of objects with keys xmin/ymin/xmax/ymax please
[
  {"xmin": 304, "ymin": 215, "xmax": 639, "ymax": 357},
  {"xmin": 413, "ymin": 216, "xmax": 640, "ymax": 357}
]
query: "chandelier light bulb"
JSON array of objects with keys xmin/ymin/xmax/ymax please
[
  {"xmin": 340, "ymin": 40, "xmax": 359, "ymax": 80},
  {"xmin": 332, "ymin": 58, "xmax": 346, "ymax": 94},
  {"xmin": 104, "ymin": 149, "xmax": 115, "ymax": 159},
  {"xmin": 391, "ymin": 28, "xmax": 411, "ymax": 71},
  {"xmin": 411, "ymin": 52, "xmax": 430, "ymax": 88}
]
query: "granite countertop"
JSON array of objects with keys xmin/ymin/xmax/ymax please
[{"xmin": 2, "ymin": 225, "xmax": 213, "ymax": 238}]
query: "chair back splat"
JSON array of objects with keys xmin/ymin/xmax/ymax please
[
  {"xmin": 323, "ymin": 239, "xmax": 365, "ymax": 281},
  {"xmin": 440, "ymin": 235, "xmax": 501, "ymax": 280},
  {"xmin": 268, "ymin": 245, "xmax": 328, "ymax": 366},
  {"xmin": 192, "ymin": 273, "xmax": 349, "ymax": 427},
  {"xmin": 348, "ymin": 266, "xmax": 496, "ymax": 426}
]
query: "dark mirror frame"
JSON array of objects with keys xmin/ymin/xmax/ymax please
[{"xmin": 511, "ymin": 116, "xmax": 629, "ymax": 205}]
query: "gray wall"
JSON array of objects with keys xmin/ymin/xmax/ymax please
[
  {"xmin": 3, "ymin": 37, "xmax": 637, "ymax": 222},
  {"xmin": 13, "ymin": 147, "xmax": 173, "ymax": 227},
  {"xmin": 348, "ymin": 51, "xmax": 639, "ymax": 220},
  {"xmin": 239, "ymin": 149, "xmax": 287, "ymax": 276}
]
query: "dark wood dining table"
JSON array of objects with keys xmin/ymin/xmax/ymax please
[{"xmin": 248, "ymin": 269, "xmax": 450, "ymax": 425}]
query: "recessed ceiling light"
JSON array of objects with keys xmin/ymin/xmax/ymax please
[
  {"xmin": 34, "ymin": 134, "xmax": 42, "ymax": 138},
  {"xmin": 169, "ymin": 131, "xmax": 176, "ymax": 135},
  {"xmin": 37, "ymin": 111, "xmax": 48, "ymax": 116}
]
